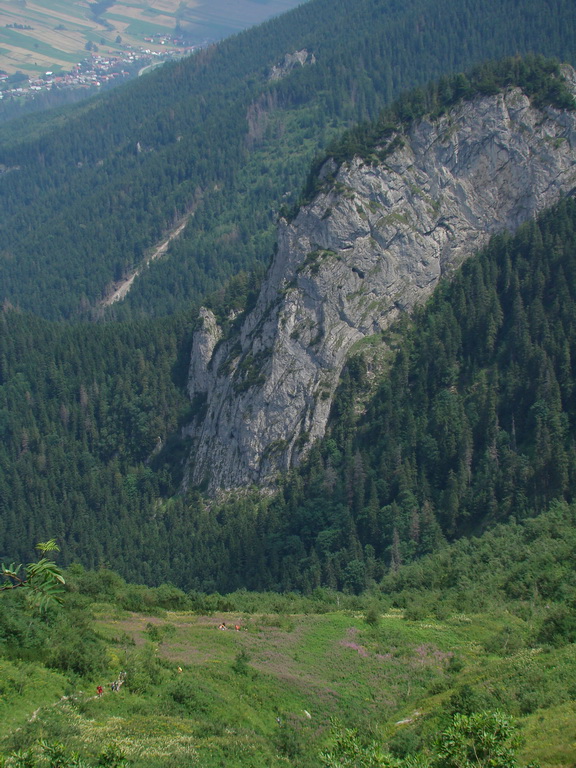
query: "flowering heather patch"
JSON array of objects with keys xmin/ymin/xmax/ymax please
[
  {"xmin": 341, "ymin": 627, "xmax": 369, "ymax": 657},
  {"xmin": 341, "ymin": 641, "xmax": 370, "ymax": 657},
  {"xmin": 412, "ymin": 643, "xmax": 452, "ymax": 667}
]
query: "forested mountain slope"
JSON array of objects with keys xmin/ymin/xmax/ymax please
[
  {"xmin": 0, "ymin": 0, "xmax": 575, "ymax": 319},
  {"xmin": 0, "ymin": 310, "xmax": 194, "ymax": 570},
  {"xmin": 176, "ymin": 194, "xmax": 576, "ymax": 594},
  {"xmin": 3, "ymin": 182, "xmax": 576, "ymax": 592},
  {"xmin": 184, "ymin": 59, "xmax": 576, "ymax": 493}
]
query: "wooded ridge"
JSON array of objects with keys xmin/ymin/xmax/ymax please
[{"xmin": 0, "ymin": 0, "xmax": 575, "ymax": 319}]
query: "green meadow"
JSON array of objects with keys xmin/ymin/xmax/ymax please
[{"xmin": 2, "ymin": 595, "xmax": 575, "ymax": 767}]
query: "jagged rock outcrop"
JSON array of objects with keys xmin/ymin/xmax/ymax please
[
  {"xmin": 185, "ymin": 71, "xmax": 576, "ymax": 493},
  {"xmin": 269, "ymin": 49, "xmax": 316, "ymax": 81}
]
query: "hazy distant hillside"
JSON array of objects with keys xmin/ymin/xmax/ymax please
[{"xmin": 0, "ymin": 0, "xmax": 575, "ymax": 319}]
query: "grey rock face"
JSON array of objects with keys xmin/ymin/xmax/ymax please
[
  {"xmin": 185, "ymin": 76, "xmax": 576, "ymax": 493},
  {"xmin": 269, "ymin": 49, "xmax": 316, "ymax": 81}
]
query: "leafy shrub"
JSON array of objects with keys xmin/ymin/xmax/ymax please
[
  {"xmin": 445, "ymin": 685, "xmax": 495, "ymax": 718},
  {"xmin": 47, "ymin": 633, "xmax": 107, "ymax": 679},
  {"xmin": 404, "ymin": 603, "xmax": 429, "ymax": 621},
  {"xmin": 433, "ymin": 711, "xmax": 523, "ymax": 768},
  {"xmin": 446, "ymin": 655, "xmax": 464, "ymax": 675},
  {"xmin": 388, "ymin": 726, "xmax": 423, "ymax": 758},
  {"xmin": 151, "ymin": 584, "xmax": 190, "ymax": 610},
  {"xmin": 483, "ymin": 626, "xmax": 526, "ymax": 656},
  {"xmin": 364, "ymin": 605, "xmax": 381, "ymax": 628},
  {"xmin": 95, "ymin": 743, "xmax": 127, "ymax": 767},
  {"xmin": 71, "ymin": 567, "xmax": 126, "ymax": 602},
  {"xmin": 231, "ymin": 649, "xmax": 252, "ymax": 676},
  {"xmin": 275, "ymin": 714, "xmax": 309, "ymax": 761},
  {"xmin": 0, "ymin": 591, "xmax": 49, "ymax": 655},
  {"xmin": 166, "ymin": 678, "xmax": 209, "ymax": 714},
  {"xmin": 124, "ymin": 644, "xmax": 164, "ymax": 693},
  {"xmin": 146, "ymin": 622, "xmax": 176, "ymax": 643},
  {"xmin": 536, "ymin": 603, "xmax": 576, "ymax": 646}
]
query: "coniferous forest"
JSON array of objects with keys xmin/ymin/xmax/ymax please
[
  {"xmin": 0, "ymin": 0, "xmax": 575, "ymax": 320},
  {"xmin": 3, "ymin": 184, "xmax": 576, "ymax": 592},
  {"xmin": 2, "ymin": 0, "xmax": 576, "ymax": 763}
]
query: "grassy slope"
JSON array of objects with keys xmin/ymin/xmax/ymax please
[{"xmin": 2, "ymin": 607, "xmax": 574, "ymax": 767}]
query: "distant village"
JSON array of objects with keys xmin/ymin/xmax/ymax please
[{"xmin": 0, "ymin": 33, "xmax": 201, "ymax": 102}]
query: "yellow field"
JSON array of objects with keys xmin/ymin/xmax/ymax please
[{"xmin": 0, "ymin": 0, "xmax": 301, "ymax": 75}]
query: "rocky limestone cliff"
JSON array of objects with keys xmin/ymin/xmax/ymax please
[
  {"xmin": 269, "ymin": 49, "xmax": 316, "ymax": 81},
  {"xmin": 185, "ymin": 72, "xmax": 576, "ymax": 493}
]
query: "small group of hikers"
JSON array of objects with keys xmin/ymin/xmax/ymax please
[
  {"xmin": 97, "ymin": 671, "xmax": 126, "ymax": 697},
  {"xmin": 218, "ymin": 622, "xmax": 241, "ymax": 631}
]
